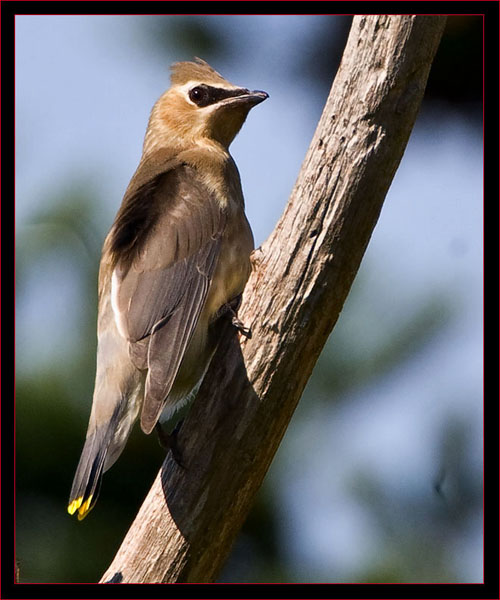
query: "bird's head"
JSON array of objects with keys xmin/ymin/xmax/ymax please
[{"xmin": 144, "ymin": 58, "xmax": 268, "ymax": 152}]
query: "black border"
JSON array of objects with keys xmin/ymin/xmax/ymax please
[{"xmin": 4, "ymin": 2, "xmax": 498, "ymax": 599}]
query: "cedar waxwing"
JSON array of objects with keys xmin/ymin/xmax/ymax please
[{"xmin": 68, "ymin": 58, "xmax": 268, "ymax": 520}]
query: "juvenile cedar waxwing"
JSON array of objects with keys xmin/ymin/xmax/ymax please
[{"xmin": 68, "ymin": 58, "xmax": 268, "ymax": 520}]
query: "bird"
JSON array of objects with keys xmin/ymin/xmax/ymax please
[{"xmin": 67, "ymin": 58, "xmax": 268, "ymax": 520}]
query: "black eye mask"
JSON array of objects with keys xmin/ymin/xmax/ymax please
[{"xmin": 188, "ymin": 84, "xmax": 248, "ymax": 107}]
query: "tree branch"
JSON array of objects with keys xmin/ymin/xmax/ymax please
[{"xmin": 100, "ymin": 15, "xmax": 446, "ymax": 584}]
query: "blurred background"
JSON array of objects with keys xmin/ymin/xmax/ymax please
[{"xmin": 15, "ymin": 15, "xmax": 483, "ymax": 583}]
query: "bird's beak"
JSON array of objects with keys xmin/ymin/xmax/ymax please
[
  {"xmin": 221, "ymin": 89, "xmax": 269, "ymax": 108},
  {"xmin": 244, "ymin": 90, "xmax": 269, "ymax": 104}
]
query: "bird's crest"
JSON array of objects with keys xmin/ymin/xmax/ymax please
[{"xmin": 170, "ymin": 57, "xmax": 231, "ymax": 87}]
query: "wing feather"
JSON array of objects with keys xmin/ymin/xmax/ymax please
[{"xmin": 109, "ymin": 163, "xmax": 226, "ymax": 432}]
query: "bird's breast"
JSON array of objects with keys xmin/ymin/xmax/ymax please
[{"xmin": 204, "ymin": 205, "xmax": 254, "ymax": 319}]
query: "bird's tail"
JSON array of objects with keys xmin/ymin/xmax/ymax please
[{"xmin": 67, "ymin": 406, "xmax": 122, "ymax": 520}]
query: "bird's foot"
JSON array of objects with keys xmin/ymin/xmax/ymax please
[
  {"xmin": 217, "ymin": 295, "xmax": 252, "ymax": 338},
  {"xmin": 231, "ymin": 314, "xmax": 252, "ymax": 338}
]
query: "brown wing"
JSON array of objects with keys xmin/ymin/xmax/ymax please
[{"xmin": 110, "ymin": 164, "xmax": 226, "ymax": 433}]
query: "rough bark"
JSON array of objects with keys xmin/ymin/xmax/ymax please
[{"xmin": 100, "ymin": 15, "xmax": 447, "ymax": 584}]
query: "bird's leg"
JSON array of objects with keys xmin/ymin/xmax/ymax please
[
  {"xmin": 216, "ymin": 295, "xmax": 252, "ymax": 338},
  {"xmin": 155, "ymin": 421, "xmax": 186, "ymax": 469},
  {"xmin": 231, "ymin": 312, "xmax": 252, "ymax": 338}
]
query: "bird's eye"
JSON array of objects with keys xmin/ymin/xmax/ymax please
[{"xmin": 189, "ymin": 86, "xmax": 210, "ymax": 106}]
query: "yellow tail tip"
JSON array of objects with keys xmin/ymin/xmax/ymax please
[
  {"xmin": 76, "ymin": 496, "xmax": 93, "ymax": 520},
  {"xmin": 68, "ymin": 495, "xmax": 93, "ymax": 519},
  {"xmin": 67, "ymin": 497, "xmax": 83, "ymax": 515}
]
